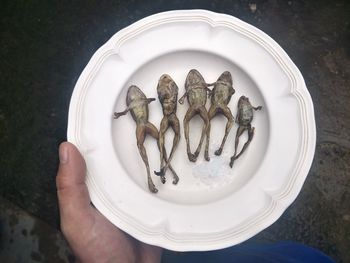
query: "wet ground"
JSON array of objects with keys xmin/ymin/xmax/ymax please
[{"xmin": 1, "ymin": 0, "xmax": 349, "ymax": 262}]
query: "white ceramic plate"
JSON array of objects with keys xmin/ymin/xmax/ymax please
[{"xmin": 68, "ymin": 10, "xmax": 316, "ymax": 251}]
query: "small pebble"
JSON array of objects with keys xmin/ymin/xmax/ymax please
[{"xmin": 249, "ymin": 3, "xmax": 257, "ymax": 13}]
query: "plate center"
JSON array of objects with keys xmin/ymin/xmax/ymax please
[{"xmin": 112, "ymin": 50, "xmax": 269, "ymax": 204}]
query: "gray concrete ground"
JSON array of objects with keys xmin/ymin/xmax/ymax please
[
  {"xmin": 1, "ymin": 0, "xmax": 349, "ymax": 262},
  {"xmin": 0, "ymin": 197, "xmax": 73, "ymax": 262}
]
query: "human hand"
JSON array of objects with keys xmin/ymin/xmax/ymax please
[{"xmin": 56, "ymin": 142, "xmax": 162, "ymax": 263}]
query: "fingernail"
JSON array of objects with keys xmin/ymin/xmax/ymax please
[{"xmin": 59, "ymin": 144, "xmax": 69, "ymax": 164}]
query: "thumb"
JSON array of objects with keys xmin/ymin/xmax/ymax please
[{"xmin": 56, "ymin": 142, "xmax": 92, "ymax": 227}]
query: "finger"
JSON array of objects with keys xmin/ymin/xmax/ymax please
[{"xmin": 56, "ymin": 142, "xmax": 92, "ymax": 225}]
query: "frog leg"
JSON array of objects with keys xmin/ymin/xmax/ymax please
[
  {"xmin": 113, "ymin": 108, "xmax": 130, "ymax": 119},
  {"xmin": 215, "ymin": 105, "xmax": 234, "ymax": 156},
  {"xmin": 253, "ymin": 105, "xmax": 262, "ymax": 111},
  {"xmin": 235, "ymin": 107, "xmax": 240, "ymax": 124},
  {"xmin": 230, "ymin": 86, "xmax": 236, "ymax": 96},
  {"xmin": 208, "ymin": 104, "xmax": 219, "ymax": 120},
  {"xmin": 195, "ymin": 106, "xmax": 210, "ymax": 161},
  {"xmin": 178, "ymin": 91, "xmax": 187, "ymax": 104},
  {"xmin": 145, "ymin": 121, "xmax": 159, "ymax": 137},
  {"xmin": 144, "ymin": 122, "xmax": 165, "ymax": 184},
  {"xmin": 205, "ymin": 104, "xmax": 219, "ymax": 160},
  {"xmin": 154, "ymin": 116, "xmax": 169, "ymax": 177},
  {"xmin": 136, "ymin": 124, "xmax": 158, "ymax": 193},
  {"xmin": 155, "ymin": 114, "xmax": 180, "ymax": 184},
  {"xmin": 146, "ymin": 98, "xmax": 156, "ymax": 104},
  {"xmin": 147, "ymin": 122, "xmax": 178, "ymax": 185},
  {"xmin": 161, "ymin": 144, "xmax": 179, "ymax": 185},
  {"xmin": 168, "ymin": 115, "xmax": 180, "ymax": 184},
  {"xmin": 183, "ymin": 106, "xmax": 198, "ymax": 162},
  {"xmin": 229, "ymin": 125, "xmax": 247, "ymax": 168},
  {"xmin": 233, "ymin": 124, "xmax": 255, "ymax": 162},
  {"xmin": 164, "ymin": 159, "xmax": 179, "ymax": 185}
]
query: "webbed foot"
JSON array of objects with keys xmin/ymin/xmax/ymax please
[
  {"xmin": 148, "ymin": 183, "xmax": 158, "ymax": 193},
  {"xmin": 193, "ymin": 150, "xmax": 200, "ymax": 158},
  {"xmin": 113, "ymin": 112, "xmax": 123, "ymax": 119},
  {"xmin": 160, "ymin": 176, "xmax": 166, "ymax": 184},
  {"xmin": 204, "ymin": 151, "xmax": 210, "ymax": 161},
  {"xmin": 188, "ymin": 153, "xmax": 197, "ymax": 162},
  {"xmin": 154, "ymin": 168, "xmax": 165, "ymax": 177},
  {"xmin": 229, "ymin": 157, "xmax": 235, "ymax": 168},
  {"xmin": 215, "ymin": 148, "xmax": 222, "ymax": 156},
  {"xmin": 172, "ymin": 175, "xmax": 179, "ymax": 185}
]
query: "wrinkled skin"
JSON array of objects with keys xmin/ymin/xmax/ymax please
[
  {"xmin": 153, "ymin": 74, "xmax": 180, "ymax": 185},
  {"xmin": 179, "ymin": 69, "xmax": 212, "ymax": 162},
  {"xmin": 206, "ymin": 71, "xmax": 235, "ymax": 160},
  {"xmin": 114, "ymin": 85, "xmax": 176, "ymax": 193},
  {"xmin": 230, "ymin": 96, "xmax": 262, "ymax": 167}
]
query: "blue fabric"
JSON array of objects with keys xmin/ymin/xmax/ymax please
[{"xmin": 162, "ymin": 241, "xmax": 335, "ymax": 263}]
